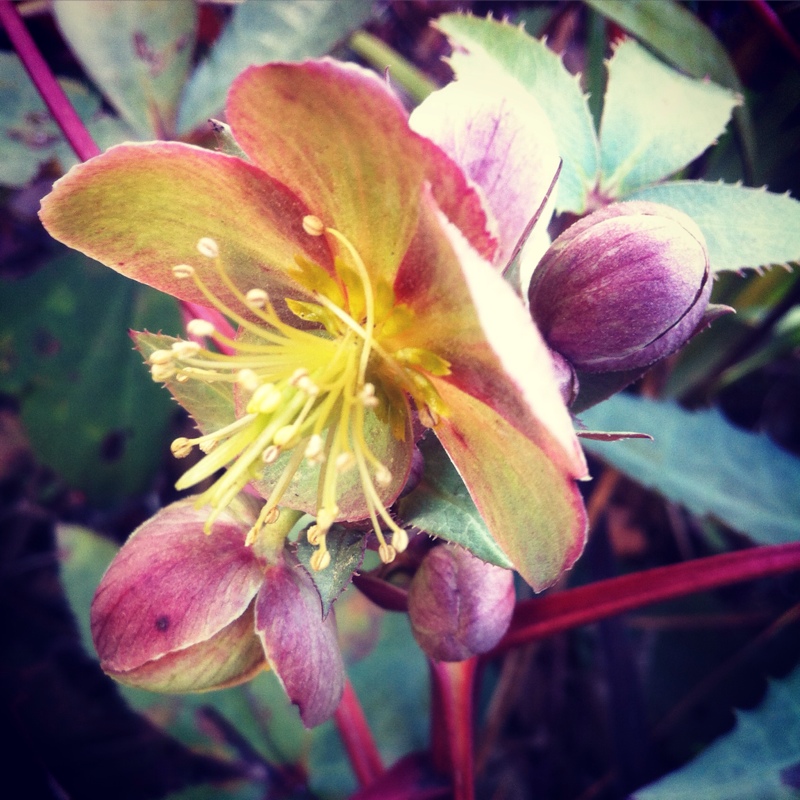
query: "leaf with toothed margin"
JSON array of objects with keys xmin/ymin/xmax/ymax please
[
  {"xmin": 627, "ymin": 181, "xmax": 800, "ymax": 274},
  {"xmin": 396, "ymin": 435, "xmax": 513, "ymax": 569},
  {"xmin": 135, "ymin": 331, "xmax": 236, "ymax": 436},
  {"xmin": 436, "ymin": 13, "xmax": 600, "ymax": 214},
  {"xmin": 295, "ymin": 524, "xmax": 366, "ymax": 617}
]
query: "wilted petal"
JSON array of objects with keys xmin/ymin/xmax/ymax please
[
  {"xmin": 39, "ymin": 142, "xmax": 332, "ymax": 311},
  {"xmin": 255, "ymin": 561, "xmax": 345, "ymax": 727},
  {"xmin": 91, "ymin": 498, "xmax": 265, "ymax": 675},
  {"xmin": 408, "ymin": 545, "xmax": 516, "ymax": 661},
  {"xmin": 410, "ymin": 74, "xmax": 560, "ymax": 269}
]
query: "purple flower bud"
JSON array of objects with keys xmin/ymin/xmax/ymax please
[
  {"xmin": 408, "ymin": 545, "xmax": 515, "ymax": 662},
  {"xmin": 527, "ymin": 201, "xmax": 711, "ymax": 372}
]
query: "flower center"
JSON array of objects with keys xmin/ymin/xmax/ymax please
[{"xmin": 148, "ymin": 219, "xmax": 450, "ymax": 569}]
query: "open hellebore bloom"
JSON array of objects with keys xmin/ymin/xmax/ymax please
[
  {"xmin": 40, "ymin": 59, "xmax": 588, "ymax": 593},
  {"xmin": 528, "ymin": 201, "xmax": 713, "ymax": 374},
  {"xmin": 90, "ymin": 497, "xmax": 344, "ymax": 727}
]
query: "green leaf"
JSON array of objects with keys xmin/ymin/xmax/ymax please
[
  {"xmin": 296, "ymin": 524, "xmax": 366, "ymax": 617},
  {"xmin": 135, "ymin": 332, "xmax": 236, "ymax": 436},
  {"xmin": 437, "ymin": 13, "xmax": 600, "ymax": 214},
  {"xmin": 177, "ymin": 0, "xmax": 374, "ymax": 134},
  {"xmin": 634, "ymin": 663, "xmax": 800, "ymax": 799},
  {"xmin": 628, "ymin": 181, "xmax": 800, "ymax": 273},
  {"xmin": 580, "ymin": 395, "xmax": 800, "ymax": 545},
  {"xmin": 0, "ymin": 52, "xmax": 101, "ymax": 187},
  {"xmin": 53, "ymin": 0, "xmax": 197, "ymax": 138},
  {"xmin": 0, "ymin": 251, "xmax": 180, "ymax": 504},
  {"xmin": 598, "ymin": 40, "xmax": 739, "ymax": 196},
  {"xmin": 397, "ymin": 436, "xmax": 513, "ymax": 569}
]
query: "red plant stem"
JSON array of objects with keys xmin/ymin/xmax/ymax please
[
  {"xmin": 747, "ymin": 0, "xmax": 800, "ymax": 66},
  {"xmin": 334, "ymin": 678, "xmax": 384, "ymax": 787},
  {"xmin": 495, "ymin": 542, "xmax": 800, "ymax": 653},
  {"xmin": 0, "ymin": 0, "xmax": 100, "ymax": 161},
  {"xmin": 429, "ymin": 659, "xmax": 478, "ymax": 800}
]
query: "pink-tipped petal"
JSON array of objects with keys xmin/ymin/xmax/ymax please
[
  {"xmin": 255, "ymin": 561, "xmax": 345, "ymax": 728},
  {"xmin": 410, "ymin": 75, "xmax": 560, "ymax": 269}
]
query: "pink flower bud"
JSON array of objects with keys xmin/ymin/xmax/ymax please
[
  {"xmin": 408, "ymin": 545, "xmax": 515, "ymax": 661},
  {"xmin": 528, "ymin": 201, "xmax": 711, "ymax": 372}
]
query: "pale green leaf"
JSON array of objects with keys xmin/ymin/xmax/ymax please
[
  {"xmin": 628, "ymin": 181, "xmax": 800, "ymax": 273},
  {"xmin": 634, "ymin": 663, "xmax": 800, "ymax": 800},
  {"xmin": 296, "ymin": 524, "xmax": 365, "ymax": 616},
  {"xmin": 437, "ymin": 13, "xmax": 600, "ymax": 214},
  {"xmin": 599, "ymin": 40, "xmax": 739, "ymax": 196},
  {"xmin": 581, "ymin": 395, "xmax": 800, "ymax": 545},
  {"xmin": 53, "ymin": 0, "xmax": 197, "ymax": 138},
  {"xmin": 397, "ymin": 436, "xmax": 513, "ymax": 569},
  {"xmin": 0, "ymin": 52, "xmax": 101, "ymax": 186},
  {"xmin": 136, "ymin": 332, "xmax": 237, "ymax": 436},
  {"xmin": 0, "ymin": 251, "xmax": 180, "ymax": 504},
  {"xmin": 177, "ymin": 0, "xmax": 374, "ymax": 134}
]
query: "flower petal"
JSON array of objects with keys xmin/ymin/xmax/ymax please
[
  {"xmin": 106, "ymin": 604, "xmax": 266, "ymax": 693},
  {"xmin": 91, "ymin": 497, "xmax": 265, "ymax": 674},
  {"xmin": 39, "ymin": 142, "xmax": 333, "ymax": 310},
  {"xmin": 410, "ymin": 74, "xmax": 560, "ymax": 269},
  {"xmin": 432, "ymin": 380, "xmax": 588, "ymax": 591},
  {"xmin": 255, "ymin": 560, "xmax": 345, "ymax": 727},
  {"xmin": 227, "ymin": 60, "xmax": 495, "ymax": 282},
  {"xmin": 392, "ymin": 194, "xmax": 587, "ymax": 480}
]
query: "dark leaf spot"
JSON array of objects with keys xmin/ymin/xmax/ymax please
[{"xmin": 100, "ymin": 430, "xmax": 127, "ymax": 462}]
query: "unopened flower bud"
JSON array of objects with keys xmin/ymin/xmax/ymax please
[
  {"xmin": 408, "ymin": 545, "xmax": 515, "ymax": 662},
  {"xmin": 527, "ymin": 201, "xmax": 712, "ymax": 372}
]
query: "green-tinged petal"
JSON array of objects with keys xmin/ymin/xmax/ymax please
[
  {"xmin": 431, "ymin": 380, "xmax": 588, "ymax": 592},
  {"xmin": 91, "ymin": 497, "xmax": 264, "ymax": 674},
  {"xmin": 226, "ymin": 60, "xmax": 426, "ymax": 287},
  {"xmin": 392, "ymin": 194, "xmax": 587, "ymax": 481},
  {"xmin": 108, "ymin": 604, "xmax": 266, "ymax": 693},
  {"xmin": 39, "ymin": 142, "xmax": 333, "ymax": 311},
  {"xmin": 410, "ymin": 73, "xmax": 559, "ymax": 270}
]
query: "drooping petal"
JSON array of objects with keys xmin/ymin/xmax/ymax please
[
  {"xmin": 39, "ymin": 142, "xmax": 333, "ymax": 310},
  {"xmin": 392, "ymin": 194, "xmax": 587, "ymax": 480},
  {"xmin": 91, "ymin": 497, "xmax": 265, "ymax": 675},
  {"xmin": 431, "ymin": 380, "xmax": 588, "ymax": 591},
  {"xmin": 227, "ymin": 59, "xmax": 496, "ymax": 283},
  {"xmin": 410, "ymin": 74, "xmax": 560, "ymax": 270},
  {"xmin": 254, "ymin": 560, "xmax": 345, "ymax": 728}
]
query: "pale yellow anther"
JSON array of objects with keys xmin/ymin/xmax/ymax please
[
  {"xmin": 296, "ymin": 376, "xmax": 319, "ymax": 396},
  {"xmin": 307, "ymin": 524, "xmax": 322, "ymax": 546},
  {"xmin": 302, "ymin": 215, "xmax": 325, "ymax": 237},
  {"xmin": 248, "ymin": 383, "xmax": 281, "ymax": 414},
  {"xmin": 196, "ymin": 237, "xmax": 219, "ymax": 258},
  {"xmin": 245, "ymin": 288, "xmax": 268, "ymax": 309},
  {"xmin": 273, "ymin": 425, "xmax": 297, "ymax": 448},
  {"xmin": 310, "ymin": 548, "xmax": 331, "ymax": 571},
  {"xmin": 150, "ymin": 363, "xmax": 176, "ymax": 382},
  {"xmin": 170, "ymin": 437, "xmax": 193, "ymax": 458},
  {"xmin": 289, "ymin": 368, "xmax": 309, "ymax": 385},
  {"xmin": 378, "ymin": 543, "xmax": 397, "ymax": 564},
  {"xmin": 148, "ymin": 349, "xmax": 175, "ymax": 365},
  {"xmin": 359, "ymin": 382, "xmax": 379, "ymax": 408},
  {"xmin": 236, "ymin": 368, "xmax": 260, "ymax": 392},
  {"xmin": 304, "ymin": 434, "xmax": 325, "ymax": 463},
  {"xmin": 374, "ymin": 465, "xmax": 392, "ymax": 487},
  {"xmin": 186, "ymin": 318, "xmax": 216, "ymax": 338},
  {"xmin": 418, "ymin": 406, "xmax": 440, "ymax": 428},
  {"xmin": 171, "ymin": 340, "xmax": 201, "ymax": 358},
  {"xmin": 335, "ymin": 452, "xmax": 355, "ymax": 472},
  {"xmin": 391, "ymin": 528, "xmax": 409, "ymax": 553},
  {"xmin": 172, "ymin": 264, "xmax": 195, "ymax": 279},
  {"xmin": 262, "ymin": 444, "xmax": 280, "ymax": 464},
  {"xmin": 175, "ymin": 372, "xmax": 190, "ymax": 383}
]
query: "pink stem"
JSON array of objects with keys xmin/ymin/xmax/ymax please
[
  {"xmin": 747, "ymin": 0, "xmax": 800, "ymax": 66},
  {"xmin": 334, "ymin": 678, "xmax": 384, "ymax": 787},
  {"xmin": 495, "ymin": 542, "xmax": 800, "ymax": 652},
  {"xmin": 0, "ymin": 0, "xmax": 100, "ymax": 161},
  {"xmin": 429, "ymin": 659, "xmax": 477, "ymax": 800}
]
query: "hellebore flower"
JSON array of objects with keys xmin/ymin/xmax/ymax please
[
  {"xmin": 408, "ymin": 544, "xmax": 516, "ymax": 661},
  {"xmin": 90, "ymin": 497, "xmax": 344, "ymax": 727},
  {"xmin": 527, "ymin": 201, "xmax": 713, "ymax": 373},
  {"xmin": 40, "ymin": 59, "xmax": 588, "ymax": 592}
]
